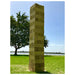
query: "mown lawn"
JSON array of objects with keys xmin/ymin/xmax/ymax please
[{"xmin": 10, "ymin": 55, "xmax": 65, "ymax": 74}]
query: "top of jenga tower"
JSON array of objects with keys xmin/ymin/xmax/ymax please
[{"xmin": 30, "ymin": 3, "xmax": 44, "ymax": 9}]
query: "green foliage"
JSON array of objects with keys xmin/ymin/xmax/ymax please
[
  {"xmin": 10, "ymin": 12, "xmax": 29, "ymax": 50},
  {"xmin": 10, "ymin": 55, "xmax": 65, "ymax": 74},
  {"xmin": 44, "ymin": 36, "xmax": 48, "ymax": 48}
]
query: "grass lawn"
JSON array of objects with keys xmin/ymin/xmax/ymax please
[{"xmin": 10, "ymin": 55, "xmax": 65, "ymax": 74}]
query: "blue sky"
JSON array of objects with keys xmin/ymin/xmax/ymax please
[{"xmin": 10, "ymin": 1, "xmax": 65, "ymax": 53}]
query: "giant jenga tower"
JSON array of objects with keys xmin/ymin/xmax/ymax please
[{"xmin": 29, "ymin": 3, "xmax": 44, "ymax": 72}]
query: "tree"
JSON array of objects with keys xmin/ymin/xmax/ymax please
[
  {"xmin": 10, "ymin": 12, "xmax": 48, "ymax": 55},
  {"xmin": 10, "ymin": 12, "xmax": 29, "ymax": 55},
  {"xmin": 44, "ymin": 36, "xmax": 48, "ymax": 48}
]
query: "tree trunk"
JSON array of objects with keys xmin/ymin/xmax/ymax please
[{"xmin": 14, "ymin": 48, "xmax": 17, "ymax": 55}]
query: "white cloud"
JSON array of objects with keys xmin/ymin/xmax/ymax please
[
  {"xmin": 45, "ymin": 43, "xmax": 65, "ymax": 53},
  {"xmin": 10, "ymin": 45, "xmax": 29, "ymax": 51},
  {"xmin": 49, "ymin": 43, "xmax": 64, "ymax": 47}
]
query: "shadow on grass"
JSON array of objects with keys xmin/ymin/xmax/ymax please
[{"xmin": 36, "ymin": 71, "xmax": 51, "ymax": 74}]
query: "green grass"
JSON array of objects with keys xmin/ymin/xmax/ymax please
[{"xmin": 10, "ymin": 55, "xmax": 65, "ymax": 74}]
